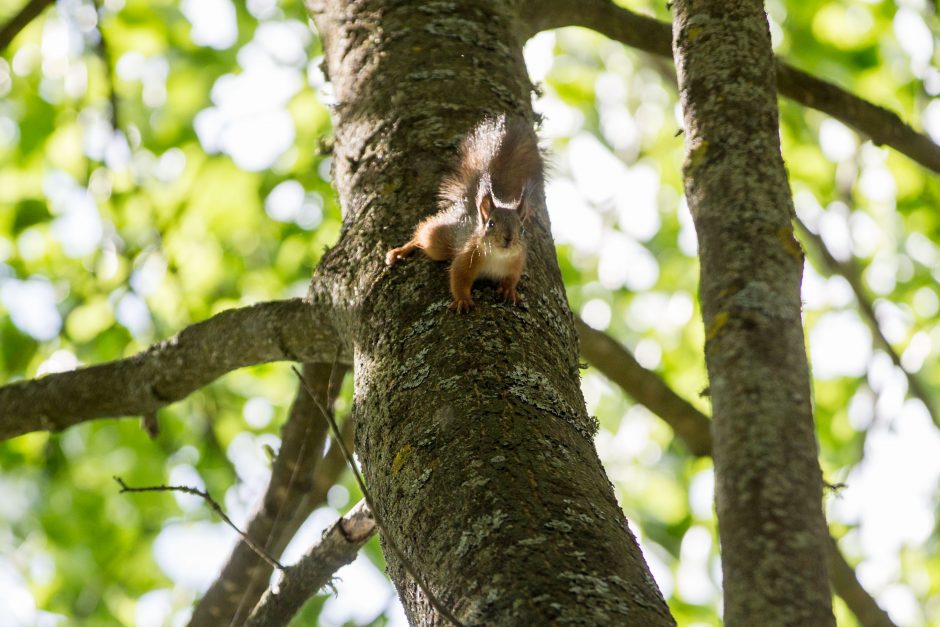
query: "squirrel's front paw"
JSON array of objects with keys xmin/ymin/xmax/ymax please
[
  {"xmin": 449, "ymin": 297, "xmax": 474, "ymax": 313},
  {"xmin": 385, "ymin": 249, "xmax": 401, "ymax": 266},
  {"xmin": 497, "ymin": 286, "xmax": 520, "ymax": 305}
]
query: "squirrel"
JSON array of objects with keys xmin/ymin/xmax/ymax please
[{"xmin": 385, "ymin": 115, "xmax": 544, "ymax": 313}]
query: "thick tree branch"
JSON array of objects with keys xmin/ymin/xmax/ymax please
[
  {"xmin": 0, "ymin": 298, "xmax": 346, "ymax": 441},
  {"xmin": 673, "ymin": 0, "xmax": 834, "ymax": 619},
  {"xmin": 796, "ymin": 220, "xmax": 938, "ymax": 425},
  {"xmin": 307, "ymin": 0, "xmax": 674, "ymax": 623},
  {"xmin": 0, "ymin": 0, "xmax": 53, "ymax": 52},
  {"xmin": 245, "ymin": 499, "xmax": 376, "ymax": 627},
  {"xmin": 188, "ymin": 362, "xmax": 348, "ymax": 627},
  {"xmin": 578, "ymin": 324, "xmax": 897, "ymax": 627},
  {"xmin": 517, "ymin": 0, "xmax": 940, "ymax": 175}
]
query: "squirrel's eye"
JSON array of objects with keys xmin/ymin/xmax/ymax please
[{"xmin": 487, "ymin": 219, "xmax": 495, "ymax": 230}]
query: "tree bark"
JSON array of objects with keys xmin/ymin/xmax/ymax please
[
  {"xmin": 303, "ymin": 0, "xmax": 673, "ymax": 623},
  {"xmin": 672, "ymin": 1, "xmax": 834, "ymax": 625}
]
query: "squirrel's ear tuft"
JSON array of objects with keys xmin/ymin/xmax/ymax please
[
  {"xmin": 516, "ymin": 187, "xmax": 531, "ymax": 223},
  {"xmin": 478, "ymin": 193, "xmax": 493, "ymax": 220}
]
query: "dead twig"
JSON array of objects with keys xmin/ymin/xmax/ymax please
[{"xmin": 113, "ymin": 475, "xmax": 285, "ymax": 571}]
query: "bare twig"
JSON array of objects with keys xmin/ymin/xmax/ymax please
[
  {"xmin": 245, "ymin": 499, "xmax": 377, "ymax": 627},
  {"xmin": 0, "ymin": 298, "xmax": 346, "ymax": 441},
  {"xmin": 113, "ymin": 476, "xmax": 284, "ymax": 571},
  {"xmin": 292, "ymin": 365, "xmax": 466, "ymax": 627},
  {"xmin": 795, "ymin": 219, "xmax": 938, "ymax": 426},
  {"xmin": 517, "ymin": 0, "xmax": 940, "ymax": 175},
  {"xmin": 0, "ymin": 0, "xmax": 54, "ymax": 52}
]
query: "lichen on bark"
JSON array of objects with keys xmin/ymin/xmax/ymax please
[
  {"xmin": 671, "ymin": 0, "xmax": 835, "ymax": 625},
  {"xmin": 305, "ymin": 0, "xmax": 674, "ymax": 623}
]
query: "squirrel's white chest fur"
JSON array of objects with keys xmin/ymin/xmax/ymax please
[{"xmin": 477, "ymin": 245, "xmax": 520, "ymax": 279}]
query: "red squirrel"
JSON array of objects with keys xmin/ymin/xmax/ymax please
[{"xmin": 385, "ymin": 116, "xmax": 543, "ymax": 313}]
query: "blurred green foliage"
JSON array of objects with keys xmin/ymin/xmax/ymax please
[{"xmin": 1, "ymin": 0, "xmax": 938, "ymax": 625}]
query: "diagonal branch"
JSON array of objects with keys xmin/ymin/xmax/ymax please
[
  {"xmin": 826, "ymin": 535, "xmax": 897, "ymax": 627},
  {"xmin": 188, "ymin": 362, "xmax": 350, "ymax": 627},
  {"xmin": 0, "ymin": 298, "xmax": 347, "ymax": 441},
  {"xmin": 575, "ymin": 318, "xmax": 713, "ymax": 456},
  {"xmin": 795, "ymin": 220, "xmax": 938, "ymax": 426},
  {"xmin": 0, "ymin": 0, "xmax": 54, "ymax": 52},
  {"xmin": 576, "ymin": 322, "xmax": 897, "ymax": 627},
  {"xmin": 774, "ymin": 64, "xmax": 940, "ymax": 174},
  {"xmin": 517, "ymin": 0, "xmax": 940, "ymax": 175},
  {"xmin": 245, "ymin": 499, "xmax": 376, "ymax": 627}
]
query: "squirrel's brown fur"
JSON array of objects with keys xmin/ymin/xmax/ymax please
[{"xmin": 386, "ymin": 116, "xmax": 543, "ymax": 313}]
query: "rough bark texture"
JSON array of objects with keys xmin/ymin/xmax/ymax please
[
  {"xmin": 304, "ymin": 0, "xmax": 673, "ymax": 624},
  {"xmin": 0, "ymin": 299, "xmax": 341, "ymax": 440},
  {"xmin": 671, "ymin": 1, "xmax": 835, "ymax": 625}
]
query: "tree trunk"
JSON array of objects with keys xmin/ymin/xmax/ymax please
[
  {"xmin": 672, "ymin": 1, "xmax": 835, "ymax": 625},
  {"xmin": 304, "ymin": 0, "xmax": 673, "ymax": 623}
]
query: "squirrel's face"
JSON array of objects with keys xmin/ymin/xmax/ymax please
[
  {"xmin": 478, "ymin": 193, "xmax": 526, "ymax": 251},
  {"xmin": 482, "ymin": 207, "xmax": 525, "ymax": 250}
]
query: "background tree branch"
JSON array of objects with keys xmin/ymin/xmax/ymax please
[
  {"xmin": 796, "ymin": 220, "xmax": 938, "ymax": 425},
  {"xmin": 0, "ymin": 298, "xmax": 346, "ymax": 441},
  {"xmin": 575, "ymin": 318, "xmax": 712, "ymax": 456},
  {"xmin": 518, "ymin": 0, "xmax": 940, "ymax": 175},
  {"xmin": 0, "ymin": 0, "xmax": 53, "ymax": 52}
]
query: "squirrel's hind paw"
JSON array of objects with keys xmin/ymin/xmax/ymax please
[
  {"xmin": 449, "ymin": 297, "xmax": 474, "ymax": 314},
  {"xmin": 497, "ymin": 286, "xmax": 520, "ymax": 305}
]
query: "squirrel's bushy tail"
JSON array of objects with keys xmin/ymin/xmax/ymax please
[{"xmin": 439, "ymin": 115, "xmax": 543, "ymax": 211}]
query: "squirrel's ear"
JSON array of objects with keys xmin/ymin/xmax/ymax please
[{"xmin": 478, "ymin": 193, "xmax": 492, "ymax": 220}]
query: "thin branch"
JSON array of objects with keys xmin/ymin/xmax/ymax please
[
  {"xmin": 795, "ymin": 220, "xmax": 938, "ymax": 426},
  {"xmin": 91, "ymin": 0, "xmax": 120, "ymax": 130},
  {"xmin": 113, "ymin": 476, "xmax": 284, "ymax": 571},
  {"xmin": 0, "ymin": 298, "xmax": 346, "ymax": 441},
  {"xmin": 188, "ymin": 362, "xmax": 349, "ymax": 627},
  {"xmin": 0, "ymin": 0, "xmax": 54, "ymax": 52},
  {"xmin": 517, "ymin": 0, "xmax": 940, "ymax": 175},
  {"xmin": 245, "ymin": 499, "xmax": 377, "ymax": 627},
  {"xmin": 293, "ymin": 366, "xmax": 466, "ymax": 627},
  {"xmin": 577, "ymin": 323, "xmax": 897, "ymax": 627}
]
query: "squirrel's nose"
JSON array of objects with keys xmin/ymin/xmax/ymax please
[{"xmin": 503, "ymin": 236, "xmax": 513, "ymax": 247}]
